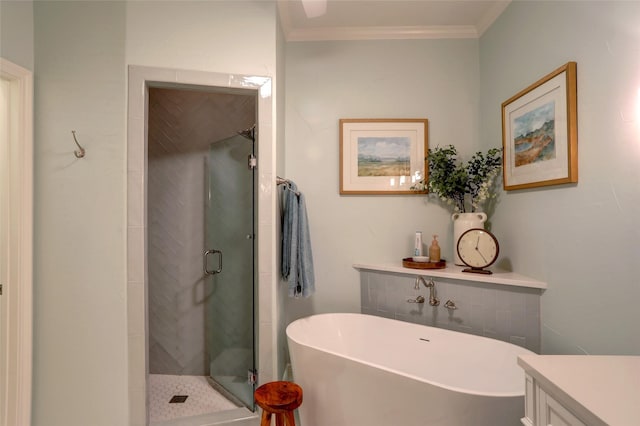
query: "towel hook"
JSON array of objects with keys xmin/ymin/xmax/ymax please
[{"xmin": 71, "ymin": 130, "xmax": 86, "ymax": 158}]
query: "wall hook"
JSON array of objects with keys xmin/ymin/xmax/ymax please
[{"xmin": 71, "ymin": 130, "xmax": 85, "ymax": 158}]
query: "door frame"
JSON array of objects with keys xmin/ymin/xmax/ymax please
[
  {"xmin": 127, "ymin": 65, "xmax": 277, "ymax": 424},
  {"xmin": 0, "ymin": 57, "xmax": 33, "ymax": 426}
]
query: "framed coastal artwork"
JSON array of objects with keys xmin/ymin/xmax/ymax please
[
  {"xmin": 339, "ymin": 118, "xmax": 428, "ymax": 194},
  {"xmin": 502, "ymin": 62, "xmax": 578, "ymax": 190}
]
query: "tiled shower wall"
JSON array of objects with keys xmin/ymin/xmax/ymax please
[
  {"xmin": 360, "ymin": 270, "xmax": 541, "ymax": 353},
  {"xmin": 147, "ymin": 87, "xmax": 255, "ymax": 375}
]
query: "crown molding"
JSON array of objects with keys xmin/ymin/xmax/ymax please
[
  {"xmin": 285, "ymin": 25, "xmax": 479, "ymax": 42},
  {"xmin": 277, "ymin": 0, "xmax": 511, "ymax": 42}
]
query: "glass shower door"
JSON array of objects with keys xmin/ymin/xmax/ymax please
[{"xmin": 205, "ymin": 133, "xmax": 256, "ymax": 409}]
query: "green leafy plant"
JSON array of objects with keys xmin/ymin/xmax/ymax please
[{"xmin": 413, "ymin": 145, "xmax": 502, "ymax": 213}]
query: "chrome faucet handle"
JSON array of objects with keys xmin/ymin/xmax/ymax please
[
  {"xmin": 444, "ymin": 300, "xmax": 457, "ymax": 310},
  {"xmin": 429, "ymin": 294, "xmax": 440, "ymax": 306},
  {"xmin": 407, "ymin": 295, "xmax": 425, "ymax": 304}
]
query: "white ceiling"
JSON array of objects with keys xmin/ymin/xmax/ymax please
[{"xmin": 277, "ymin": 0, "xmax": 511, "ymax": 41}]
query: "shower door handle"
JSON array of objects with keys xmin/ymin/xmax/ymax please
[{"xmin": 204, "ymin": 249, "xmax": 222, "ymax": 275}]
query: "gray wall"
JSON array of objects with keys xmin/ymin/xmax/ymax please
[
  {"xmin": 0, "ymin": 0, "xmax": 34, "ymax": 70},
  {"xmin": 33, "ymin": 2, "xmax": 128, "ymax": 425},
  {"xmin": 284, "ymin": 38, "xmax": 481, "ymax": 324},
  {"xmin": 479, "ymin": 1, "xmax": 640, "ymax": 355}
]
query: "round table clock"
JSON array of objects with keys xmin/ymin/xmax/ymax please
[{"xmin": 457, "ymin": 228, "xmax": 499, "ymax": 275}]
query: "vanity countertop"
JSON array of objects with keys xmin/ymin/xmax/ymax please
[{"xmin": 517, "ymin": 355, "xmax": 640, "ymax": 425}]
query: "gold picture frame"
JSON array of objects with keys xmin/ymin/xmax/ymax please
[
  {"xmin": 339, "ymin": 118, "xmax": 428, "ymax": 195},
  {"xmin": 502, "ymin": 62, "xmax": 578, "ymax": 190}
]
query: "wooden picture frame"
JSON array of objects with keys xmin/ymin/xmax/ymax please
[
  {"xmin": 502, "ymin": 62, "xmax": 578, "ymax": 190},
  {"xmin": 339, "ymin": 118, "xmax": 428, "ymax": 194}
]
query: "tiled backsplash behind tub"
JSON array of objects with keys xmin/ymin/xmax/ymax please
[{"xmin": 360, "ymin": 270, "xmax": 541, "ymax": 353}]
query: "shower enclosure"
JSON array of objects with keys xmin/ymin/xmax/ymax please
[{"xmin": 147, "ymin": 86, "xmax": 257, "ymax": 421}]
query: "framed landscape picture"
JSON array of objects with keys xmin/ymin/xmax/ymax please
[
  {"xmin": 502, "ymin": 62, "xmax": 578, "ymax": 190},
  {"xmin": 339, "ymin": 118, "xmax": 428, "ymax": 194}
]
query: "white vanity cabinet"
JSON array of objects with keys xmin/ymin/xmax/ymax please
[
  {"xmin": 536, "ymin": 383, "xmax": 587, "ymax": 426},
  {"xmin": 522, "ymin": 372, "xmax": 586, "ymax": 426},
  {"xmin": 518, "ymin": 355, "xmax": 640, "ymax": 426}
]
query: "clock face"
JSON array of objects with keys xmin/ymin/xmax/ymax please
[{"xmin": 457, "ymin": 228, "xmax": 499, "ymax": 269}]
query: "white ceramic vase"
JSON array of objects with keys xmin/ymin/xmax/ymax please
[{"xmin": 452, "ymin": 212, "xmax": 487, "ymax": 265}]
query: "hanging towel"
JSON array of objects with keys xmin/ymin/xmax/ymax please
[
  {"xmin": 280, "ymin": 182, "xmax": 297, "ymax": 280},
  {"xmin": 280, "ymin": 182, "xmax": 315, "ymax": 297}
]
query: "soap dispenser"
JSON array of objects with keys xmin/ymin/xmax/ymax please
[
  {"xmin": 429, "ymin": 235, "xmax": 441, "ymax": 262},
  {"xmin": 414, "ymin": 231, "xmax": 423, "ymax": 256}
]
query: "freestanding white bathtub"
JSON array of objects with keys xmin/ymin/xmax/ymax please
[{"xmin": 286, "ymin": 313, "xmax": 535, "ymax": 426}]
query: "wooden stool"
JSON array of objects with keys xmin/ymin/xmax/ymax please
[{"xmin": 254, "ymin": 381, "xmax": 303, "ymax": 426}]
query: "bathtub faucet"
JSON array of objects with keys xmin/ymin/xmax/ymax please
[{"xmin": 415, "ymin": 276, "xmax": 440, "ymax": 306}]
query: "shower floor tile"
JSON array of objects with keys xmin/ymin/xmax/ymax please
[{"xmin": 149, "ymin": 374, "xmax": 238, "ymax": 423}]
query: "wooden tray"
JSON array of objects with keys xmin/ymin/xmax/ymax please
[{"xmin": 402, "ymin": 257, "xmax": 446, "ymax": 270}]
